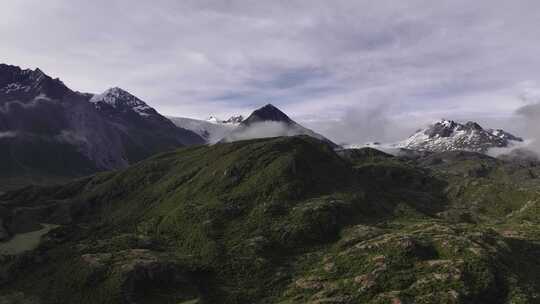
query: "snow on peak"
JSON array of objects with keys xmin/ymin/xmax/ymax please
[
  {"xmin": 223, "ymin": 115, "xmax": 244, "ymax": 124},
  {"xmin": 439, "ymin": 119, "xmax": 455, "ymax": 128},
  {"xmin": 206, "ymin": 115, "xmax": 221, "ymax": 124},
  {"xmin": 169, "ymin": 116, "xmax": 238, "ymax": 144},
  {"xmin": 0, "ymin": 66, "xmax": 65, "ymax": 95},
  {"xmin": 90, "ymin": 87, "xmax": 153, "ymax": 116},
  {"xmin": 91, "ymin": 87, "xmax": 135, "ymax": 105},
  {"xmin": 397, "ymin": 119, "xmax": 523, "ymax": 153},
  {"xmin": 206, "ymin": 115, "xmax": 244, "ymax": 125},
  {"xmin": 1, "ymin": 82, "xmax": 31, "ymax": 94}
]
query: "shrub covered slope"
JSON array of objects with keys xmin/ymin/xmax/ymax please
[{"xmin": 1, "ymin": 136, "xmax": 540, "ymax": 304}]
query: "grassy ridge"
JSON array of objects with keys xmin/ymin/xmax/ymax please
[{"xmin": 1, "ymin": 136, "xmax": 540, "ymax": 303}]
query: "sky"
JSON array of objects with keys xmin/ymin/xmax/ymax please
[{"xmin": 2, "ymin": 0, "xmax": 540, "ymax": 144}]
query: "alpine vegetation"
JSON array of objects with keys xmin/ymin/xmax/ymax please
[{"xmin": 2, "ymin": 1, "xmax": 540, "ymax": 304}]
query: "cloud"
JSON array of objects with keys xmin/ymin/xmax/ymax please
[
  {"xmin": 302, "ymin": 104, "xmax": 403, "ymax": 145},
  {"xmin": 494, "ymin": 146, "xmax": 540, "ymax": 164},
  {"xmin": 0, "ymin": 131, "xmax": 17, "ymax": 139},
  {"xmin": 0, "ymin": 94, "xmax": 56, "ymax": 113},
  {"xmin": 516, "ymin": 103, "xmax": 540, "ymax": 118},
  {"xmin": 490, "ymin": 83, "xmax": 540, "ymax": 159},
  {"xmin": 0, "ymin": 129, "xmax": 88, "ymax": 144},
  {"xmin": 1, "ymin": 0, "xmax": 540, "ymax": 132},
  {"xmin": 513, "ymin": 101, "xmax": 540, "ymax": 155},
  {"xmin": 222, "ymin": 121, "xmax": 304, "ymax": 142},
  {"xmin": 486, "ymin": 140, "xmax": 531, "ymax": 158},
  {"xmin": 54, "ymin": 130, "xmax": 88, "ymax": 145}
]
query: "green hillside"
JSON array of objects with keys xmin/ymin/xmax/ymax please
[{"xmin": 1, "ymin": 136, "xmax": 540, "ymax": 304}]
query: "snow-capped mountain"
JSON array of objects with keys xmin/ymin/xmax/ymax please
[
  {"xmin": 87, "ymin": 87, "xmax": 204, "ymax": 161},
  {"xmin": 90, "ymin": 87, "xmax": 154, "ymax": 117},
  {"xmin": 0, "ymin": 63, "xmax": 127, "ymax": 175},
  {"xmin": 0, "ymin": 65, "xmax": 69, "ymax": 100},
  {"xmin": 397, "ymin": 119, "xmax": 523, "ymax": 153},
  {"xmin": 223, "ymin": 115, "xmax": 244, "ymax": 125},
  {"xmin": 168, "ymin": 115, "xmax": 242, "ymax": 143},
  {"xmin": 206, "ymin": 114, "xmax": 244, "ymax": 125},
  {"xmin": 220, "ymin": 104, "xmax": 337, "ymax": 147},
  {"xmin": 0, "ymin": 64, "xmax": 204, "ymax": 188}
]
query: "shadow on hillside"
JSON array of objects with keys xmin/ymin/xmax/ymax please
[
  {"xmin": 502, "ymin": 237, "xmax": 540, "ymax": 302},
  {"xmin": 354, "ymin": 161, "xmax": 450, "ymax": 219}
]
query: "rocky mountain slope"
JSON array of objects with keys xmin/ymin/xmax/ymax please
[
  {"xmin": 398, "ymin": 119, "xmax": 523, "ymax": 153},
  {"xmin": 1, "ymin": 136, "xmax": 540, "ymax": 303},
  {"xmin": 89, "ymin": 87, "xmax": 204, "ymax": 162},
  {"xmin": 0, "ymin": 64, "xmax": 204, "ymax": 191},
  {"xmin": 220, "ymin": 104, "xmax": 337, "ymax": 147}
]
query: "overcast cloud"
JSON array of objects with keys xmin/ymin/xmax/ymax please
[{"xmin": 2, "ymin": 0, "xmax": 540, "ymax": 144}]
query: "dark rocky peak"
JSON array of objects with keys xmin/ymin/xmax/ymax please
[
  {"xmin": 464, "ymin": 121, "xmax": 483, "ymax": 131},
  {"xmin": 242, "ymin": 103, "xmax": 294, "ymax": 126},
  {"xmin": 0, "ymin": 64, "xmax": 26, "ymax": 85},
  {"xmin": 425, "ymin": 119, "xmax": 458, "ymax": 138},
  {"xmin": 432, "ymin": 120, "xmax": 523, "ymax": 142},
  {"xmin": 426, "ymin": 120, "xmax": 488, "ymax": 138},
  {"xmin": 0, "ymin": 64, "xmax": 69, "ymax": 100}
]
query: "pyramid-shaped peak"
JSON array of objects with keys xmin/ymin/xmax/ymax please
[
  {"xmin": 90, "ymin": 87, "xmax": 146, "ymax": 106},
  {"xmin": 89, "ymin": 87, "xmax": 155, "ymax": 118},
  {"xmin": 260, "ymin": 103, "xmax": 279, "ymax": 110},
  {"xmin": 243, "ymin": 103, "xmax": 294, "ymax": 125}
]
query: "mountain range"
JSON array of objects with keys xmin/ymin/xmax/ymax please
[
  {"xmin": 0, "ymin": 64, "xmax": 338, "ymax": 191},
  {"xmin": 1, "ymin": 64, "xmax": 531, "ymax": 190},
  {"xmin": 3, "ymin": 63, "xmax": 540, "ymax": 304},
  {"xmin": 1, "ymin": 63, "xmax": 530, "ymax": 192},
  {"xmin": 0, "ymin": 64, "xmax": 206, "ymax": 190}
]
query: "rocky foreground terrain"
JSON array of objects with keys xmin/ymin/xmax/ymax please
[{"xmin": 1, "ymin": 136, "xmax": 539, "ymax": 304}]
